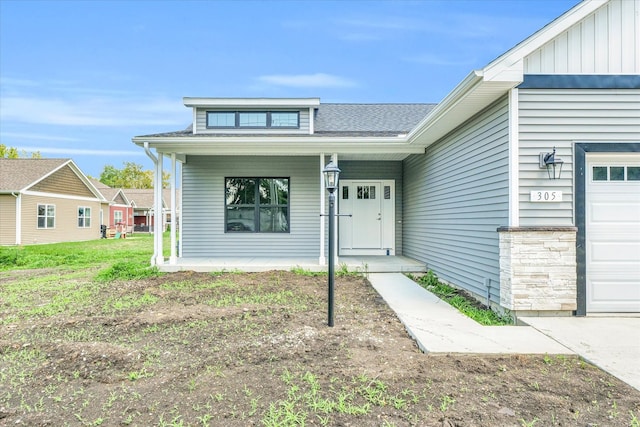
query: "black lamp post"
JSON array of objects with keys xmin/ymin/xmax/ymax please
[{"xmin": 323, "ymin": 160, "xmax": 341, "ymax": 327}]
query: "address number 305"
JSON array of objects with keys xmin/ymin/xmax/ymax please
[{"xmin": 530, "ymin": 190, "xmax": 563, "ymax": 202}]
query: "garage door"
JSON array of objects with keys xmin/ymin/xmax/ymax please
[{"xmin": 586, "ymin": 154, "xmax": 640, "ymax": 313}]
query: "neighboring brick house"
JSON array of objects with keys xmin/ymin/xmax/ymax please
[
  {"xmin": 122, "ymin": 188, "xmax": 180, "ymax": 232},
  {"xmin": 90, "ymin": 179, "xmax": 134, "ymax": 235},
  {"xmin": 0, "ymin": 159, "xmax": 107, "ymax": 245}
]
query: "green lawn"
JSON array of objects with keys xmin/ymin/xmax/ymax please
[{"xmin": 0, "ymin": 232, "xmax": 168, "ymax": 272}]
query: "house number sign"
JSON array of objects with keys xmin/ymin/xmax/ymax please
[{"xmin": 530, "ymin": 190, "xmax": 562, "ymax": 202}]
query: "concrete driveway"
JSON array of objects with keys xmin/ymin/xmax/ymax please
[{"xmin": 521, "ymin": 316, "xmax": 640, "ymax": 391}]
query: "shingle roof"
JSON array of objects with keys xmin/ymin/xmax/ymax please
[
  {"xmin": 135, "ymin": 103, "xmax": 436, "ymax": 139},
  {"xmin": 123, "ymin": 188, "xmax": 180, "ymax": 210},
  {"xmin": 0, "ymin": 158, "xmax": 70, "ymax": 192},
  {"xmin": 122, "ymin": 189, "xmax": 155, "ymax": 209},
  {"xmin": 314, "ymin": 104, "xmax": 435, "ymax": 133}
]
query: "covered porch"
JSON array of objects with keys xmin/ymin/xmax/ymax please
[{"xmin": 156, "ymin": 255, "xmax": 426, "ymax": 274}]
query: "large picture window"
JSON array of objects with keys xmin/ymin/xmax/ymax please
[
  {"xmin": 225, "ymin": 178, "xmax": 289, "ymax": 232},
  {"xmin": 78, "ymin": 206, "xmax": 91, "ymax": 228},
  {"xmin": 37, "ymin": 204, "xmax": 55, "ymax": 229}
]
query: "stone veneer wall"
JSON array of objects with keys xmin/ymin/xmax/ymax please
[{"xmin": 498, "ymin": 227, "xmax": 577, "ymax": 313}]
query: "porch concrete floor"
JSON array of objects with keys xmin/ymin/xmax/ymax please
[{"xmin": 158, "ymin": 255, "xmax": 426, "ymax": 274}]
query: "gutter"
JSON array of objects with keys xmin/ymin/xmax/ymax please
[{"xmin": 143, "ymin": 142, "xmax": 159, "ymax": 266}]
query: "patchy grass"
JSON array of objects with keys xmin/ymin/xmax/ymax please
[
  {"xmin": 409, "ymin": 271, "xmax": 513, "ymax": 325},
  {"xmin": 1, "ymin": 237, "xmax": 639, "ymax": 426}
]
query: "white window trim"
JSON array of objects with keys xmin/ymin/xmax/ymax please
[
  {"xmin": 78, "ymin": 206, "xmax": 92, "ymax": 228},
  {"xmin": 37, "ymin": 203, "xmax": 56, "ymax": 229}
]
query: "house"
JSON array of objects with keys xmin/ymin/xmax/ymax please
[
  {"xmin": 133, "ymin": 0, "xmax": 639, "ymax": 316},
  {"xmin": 0, "ymin": 159, "xmax": 108, "ymax": 245},
  {"xmin": 121, "ymin": 188, "xmax": 180, "ymax": 232},
  {"xmin": 90, "ymin": 179, "xmax": 134, "ymax": 235}
]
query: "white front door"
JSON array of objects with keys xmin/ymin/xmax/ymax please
[
  {"xmin": 339, "ymin": 180, "xmax": 394, "ymax": 255},
  {"xmin": 586, "ymin": 154, "xmax": 640, "ymax": 313}
]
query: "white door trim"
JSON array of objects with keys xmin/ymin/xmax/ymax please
[{"xmin": 338, "ymin": 179, "xmax": 395, "ymax": 256}]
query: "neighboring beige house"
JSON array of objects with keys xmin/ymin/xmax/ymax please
[{"xmin": 0, "ymin": 158, "xmax": 107, "ymax": 245}]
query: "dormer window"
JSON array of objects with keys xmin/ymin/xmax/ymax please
[{"xmin": 207, "ymin": 111, "xmax": 299, "ymax": 129}]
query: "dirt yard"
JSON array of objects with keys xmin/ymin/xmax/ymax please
[{"xmin": 1, "ymin": 270, "xmax": 639, "ymax": 426}]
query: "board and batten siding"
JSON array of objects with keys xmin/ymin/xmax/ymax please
[
  {"xmin": 338, "ymin": 161, "xmax": 403, "ymax": 255},
  {"xmin": 403, "ymin": 96, "xmax": 510, "ymax": 301},
  {"xmin": 181, "ymin": 156, "xmax": 320, "ymax": 258},
  {"xmin": 524, "ymin": 0, "xmax": 639, "ymax": 74},
  {"xmin": 195, "ymin": 108, "xmax": 311, "ymax": 135},
  {"xmin": 518, "ymin": 88, "xmax": 640, "ymax": 226}
]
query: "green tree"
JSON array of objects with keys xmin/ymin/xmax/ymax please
[
  {"xmin": 99, "ymin": 162, "xmax": 169, "ymax": 189},
  {"xmin": 0, "ymin": 144, "xmax": 41, "ymax": 158}
]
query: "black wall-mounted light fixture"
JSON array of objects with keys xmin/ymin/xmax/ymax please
[{"xmin": 539, "ymin": 147, "xmax": 564, "ymax": 180}]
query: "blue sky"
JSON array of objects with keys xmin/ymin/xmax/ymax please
[{"xmin": 1, "ymin": 0, "xmax": 579, "ymax": 178}]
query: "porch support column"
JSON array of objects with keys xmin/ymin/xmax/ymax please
[
  {"xmin": 169, "ymin": 153, "xmax": 177, "ymax": 264},
  {"xmin": 331, "ymin": 153, "xmax": 339, "ymax": 265},
  {"xmin": 319, "ymin": 153, "xmax": 326, "ymax": 265},
  {"xmin": 155, "ymin": 152, "xmax": 164, "ymax": 266}
]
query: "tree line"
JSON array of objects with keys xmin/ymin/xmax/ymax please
[{"xmin": 1, "ymin": 144, "xmax": 167, "ymax": 189}]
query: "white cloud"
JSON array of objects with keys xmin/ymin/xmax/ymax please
[
  {"xmin": 0, "ymin": 95, "xmax": 186, "ymax": 127},
  {"xmin": 0, "ymin": 132, "xmax": 81, "ymax": 142},
  {"xmin": 15, "ymin": 146, "xmax": 144, "ymax": 156},
  {"xmin": 258, "ymin": 73, "xmax": 356, "ymax": 88},
  {"xmin": 402, "ymin": 53, "xmax": 474, "ymax": 67}
]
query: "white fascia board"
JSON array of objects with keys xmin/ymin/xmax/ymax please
[
  {"xmin": 482, "ymin": 0, "xmax": 607, "ymax": 81},
  {"xmin": 21, "ymin": 159, "xmax": 71, "ymax": 193},
  {"xmin": 21, "ymin": 190, "xmax": 103, "ymax": 203},
  {"xmin": 145, "ymin": 139, "xmax": 423, "ymax": 157},
  {"xmin": 405, "ymin": 1, "xmax": 608, "ymax": 148},
  {"xmin": 183, "ymin": 97, "xmax": 321, "ymax": 108},
  {"xmin": 406, "ymin": 71, "xmax": 484, "ymax": 142},
  {"xmin": 66, "ymin": 160, "xmax": 109, "ymax": 202}
]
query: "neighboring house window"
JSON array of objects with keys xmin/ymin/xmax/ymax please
[
  {"xmin": 78, "ymin": 207, "xmax": 91, "ymax": 228},
  {"xmin": 37, "ymin": 204, "xmax": 55, "ymax": 229},
  {"xmin": 225, "ymin": 178, "xmax": 289, "ymax": 232},
  {"xmin": 207, "ymin": 111, "xmax": 299, "ymax": 129},
  {"xmin": 114, "ymin": 210, "xmax": 123, "ymax": 224}
]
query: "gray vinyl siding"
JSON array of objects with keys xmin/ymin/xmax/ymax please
[
  {"xmin": 181, "ymin": 156, "xmax": 320, "ymax": 257},
  {"xmin": 403, "ymin": 96, "xmax": 510, "ymax": 301},
  {"xmin": 338, "ymin": 161, "xmax": 403, "ymax": 254},
  {"xmin": 518, "ymin": 88, "xmax": 640, "ymax": 226},
  {"xmin": 195, "ymin": 108, "xmax": 310, "ymax": 135}
]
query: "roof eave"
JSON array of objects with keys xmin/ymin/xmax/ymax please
[
  {"xmin": 406, "ymin": 0, "xmax": 606, "ymax": 149},
  {"xmin": 183, "ymin": 97, "xmax": 321, "ymax": 109},
  {"xmin": 132, "ymin": 135, "xmax": 422, "ymax": 157}
]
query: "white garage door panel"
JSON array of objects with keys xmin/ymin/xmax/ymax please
[
  {"xmin": 586, "ymin": 154, "xmax": 640, "ymax": 313},
  {"xmin": 590, "ymin": 242, "xmax": 640, "ymax": 262},
  {"xmin": 588, "ymin": 280, "xmax": 640, "ymax": 311},
  {"xmin": 591, "ymin": 202, "xmax": 640, "ymax": 222}
]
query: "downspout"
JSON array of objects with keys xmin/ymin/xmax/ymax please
[
  {"xmin": 143, "ymin": 142, "xmax": 159, "ymax": 266},
  {"xmin": 11, "ymin": 192, "xmax": 21, "ymax": 245}
]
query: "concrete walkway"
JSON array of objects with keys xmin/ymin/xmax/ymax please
[
  {"xmin": 368, "ymin": 273, "xmax": 640, "ymax": 391},
  {"xmin": 519, "ymin": 316, "xmax": 640, "ymax": 391}
]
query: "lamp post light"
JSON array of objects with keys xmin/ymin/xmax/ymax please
[{"xmin": 323, "ymin": 160, "xmax": 341, "ymax": 327}]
